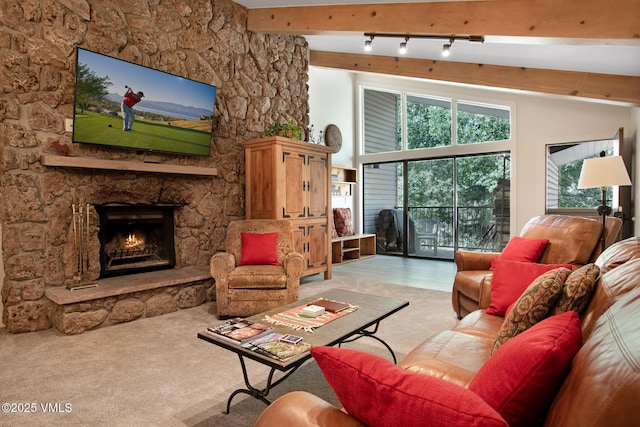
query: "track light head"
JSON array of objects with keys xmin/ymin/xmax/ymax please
[
  {"xmin": 364, "ymin": 35, "xmax": 374, "ymax": 52},
  {"xmin": 399, "ymin": 37, "xmax": 409, "ymax": 54},
  {"xmin": 442, "ymin": 38, "xmax": 454, "ymax": 57}
]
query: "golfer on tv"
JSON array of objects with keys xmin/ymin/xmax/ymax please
[{"xmin": 121, "ymin": 85, "xmax": 144, "ymax": 131}]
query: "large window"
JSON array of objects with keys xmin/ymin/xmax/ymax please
[
  {"xmin": 363, "ymin": 88, "xmax": 511, "ymax": 153},
  {"xmin": 457, "ymin": 102, "xmax": 510, "ymax": 145},
  {"xmin": 406, "ymin": 95, "xmax": 451, "ymax": 149},
  {"xmin": 363, "ymin": 89, "xmax": 401, "ymax": 154},
  {"xmin": 361, "ymin": 85, "xmax": 513, "ymax": 259}
]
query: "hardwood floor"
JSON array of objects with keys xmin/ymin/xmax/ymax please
[{"xmin": 303, "ymin": 255, "xmax": 456, "ymax": 293}]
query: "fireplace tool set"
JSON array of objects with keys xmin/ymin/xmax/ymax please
[{"xmin": 68, "ymin": 203, "xmax": 98, "ymax": 290}]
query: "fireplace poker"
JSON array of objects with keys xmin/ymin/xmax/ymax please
[
  {"xmin": 72, "ymin": 204, "xmax": 81, "ymax": 282},
  {"xmin": 79, "ymin": 204, "xmax": 84, "ymax": 277},
  {"xmin": 85, "ymin": 204, "xmax": 91, "ymax": 272}
]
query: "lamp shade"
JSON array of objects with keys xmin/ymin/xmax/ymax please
[{"xmin": 577, "ymin": 155, "xmax": 632, "ymax": 189}]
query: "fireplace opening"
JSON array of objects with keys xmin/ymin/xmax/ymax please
[{"xmin": 96, "ymin": 205, "xmax": 176, "ymax": 278}]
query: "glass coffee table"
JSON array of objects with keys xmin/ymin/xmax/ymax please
[{"xmin": 197, "ymin": 288, "xmax": 409, "ymax": 413}]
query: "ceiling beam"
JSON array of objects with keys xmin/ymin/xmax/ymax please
[
  {"xmin": 247, "ymin": 0, "xmax": 640, "ymax": 39},
  {"xmin": 310, "ymin": 50, "xmax": 640, "ymax": 105}
]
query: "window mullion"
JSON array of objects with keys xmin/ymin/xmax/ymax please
[{"xmin": 451, "ymin": 100, "xmax": 458, "ymax": 146}]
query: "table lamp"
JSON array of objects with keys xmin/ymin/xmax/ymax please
[{"xmin": 577, "ymin": 152, "xmax": 632, "ymax": 251}]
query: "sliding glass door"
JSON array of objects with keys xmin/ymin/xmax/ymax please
[{"xmin": 363, "ymin": 153, "xmax": 510, "ymax": 260}]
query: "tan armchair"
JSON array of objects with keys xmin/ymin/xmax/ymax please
[
  {"xmin": 452, "ymin": 215, "xmax": 622, "ymax": 319},
  {"xmin": 211, "ymin": 219, "xmax": 305, "ymax": 318}
]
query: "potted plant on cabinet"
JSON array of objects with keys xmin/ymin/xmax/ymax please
[{"xmin": 262, "ymin": 118, "xmax": 304, "ymax": 140}]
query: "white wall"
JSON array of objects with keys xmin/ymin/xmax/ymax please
[
  {"xmin": 308, "ymin": 67, "xmax": 358, "ymax": 214},
  {"xmin": 308, "ymin": 67, "xmax": 355, "ymax": 168},
  {"xmin": 309, "ymin": 66, "xmax": 639, "ymax": 236}
]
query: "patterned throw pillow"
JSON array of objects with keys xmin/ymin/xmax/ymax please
[
  {"xmin": 552, "ymin": 263, "xmax": 600, "ymax": 316},
  {"xmin": 333, "ymin": 208, "xmax": 354, "ymax": 236},
  {"xmin": 330, "ymin": 211, "xmax": 338, "ymax": 238},
  {"xmin": 491, "ymin": 267, "xmax": 571, "ymax": 354}
]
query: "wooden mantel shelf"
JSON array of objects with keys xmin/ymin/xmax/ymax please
[{"xmin": 41, "ymin": 155, "xmax": 218, "ymax": 176}]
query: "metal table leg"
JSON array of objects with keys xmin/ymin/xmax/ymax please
[
  {"xmin": 224, "ymin": 354, "xmax": 303, "ymax": 414},
  {"xmin": 338, "ymin": 321, "xmax": 398, "ymax": 363}
]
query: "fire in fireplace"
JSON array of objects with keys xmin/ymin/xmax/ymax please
[{"xmin": 96, "ymin": 205, "xmax": 176, "ymax": 278}]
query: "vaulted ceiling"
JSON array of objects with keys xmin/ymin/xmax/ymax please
[{"xmin": 235, "ymin": 0, "xmax": 640, "ymax": 105}]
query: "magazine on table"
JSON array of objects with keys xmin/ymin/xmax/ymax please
[
  {"xmin": 242, "ymin": 332, "xmax": 312, "ymax": 361},
  {"xmin": 206, "ymin": 318, "xmax": 273, "ymax": 344}
]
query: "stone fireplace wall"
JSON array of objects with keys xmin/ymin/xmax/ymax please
[{"xmin": 0, "ymin": 0, "xmax": 310, "ymax": 333}]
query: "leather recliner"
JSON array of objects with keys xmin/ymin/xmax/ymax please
[{"xmin": 451, "ymin": 214, "xmax": 622, "ymax": 319}]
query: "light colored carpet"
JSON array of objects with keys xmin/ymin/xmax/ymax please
[{"xmin": 0, "ymin": 267, "xmax": 458, "ymax": 427}]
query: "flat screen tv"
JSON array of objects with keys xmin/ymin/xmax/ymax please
[{"xmin": 72, "ymin": 48, "xmax": 216, "ymax": 157}]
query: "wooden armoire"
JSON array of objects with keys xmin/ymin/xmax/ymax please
[{"xmin": 243, "ymin": 136, "xmax": 333, "ymax": 279}]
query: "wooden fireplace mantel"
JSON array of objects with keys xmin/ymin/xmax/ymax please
[{"xmin": 41, "ymin": 155, "xmax": 218, "ymax": 176}]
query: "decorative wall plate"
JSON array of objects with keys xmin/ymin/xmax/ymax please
[{"xmin": 324, "ymin": 124, "xmax": 342, "ymax": 152}]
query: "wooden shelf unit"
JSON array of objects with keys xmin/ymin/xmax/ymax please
[
  {"xmin": 331, "ymin": 234, "xmax": 376, "ymax": 265},
  {"xmin": 331, "ymin": 166, "xmax": 356, "ymax": 197}
]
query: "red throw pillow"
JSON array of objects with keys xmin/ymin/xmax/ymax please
[
  {"xmin": 486, "ymin": 259, "xmax": 572, "ymax": 316},
  {"xmin": 499, "ymin": 236, "xmax": 549, "ymax": 263},
  {"xmin": 239, "ymin": 232, "xmax": 279, "ymax": 266},
  {"xmin": 469, "ymin": 311, "xmax": 582, "ymax": 427},
  {"xmin": 311, "ymin": 346, "xmax": 508, "ymax": 427}
]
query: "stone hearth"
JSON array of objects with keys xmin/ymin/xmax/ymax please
[{"xmin": 46, "ymin": 266, "xmax": 212, "ymax": 335}]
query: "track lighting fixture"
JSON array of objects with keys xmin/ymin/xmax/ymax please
[{"xmin": 362, "ymin": 33, "xmax": 484, "ymax": 57}]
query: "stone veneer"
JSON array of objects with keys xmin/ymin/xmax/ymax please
[{"xmin": 0, "ymin": 0, "xmax": 310, "ymax": 333}]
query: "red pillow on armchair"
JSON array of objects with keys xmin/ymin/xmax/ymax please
[
  {"xmin": 499, "ymin": 236, "xmax": 549, "ymax": 263},
  {"xmin": 239, "ymin": 232, "xmax": 279, "ymax": 266}
]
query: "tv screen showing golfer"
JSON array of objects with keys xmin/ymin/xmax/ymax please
[{"xmin": 72, "ymin": 48, "xmax": 217, "ymax": 157}]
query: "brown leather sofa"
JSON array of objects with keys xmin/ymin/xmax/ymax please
[
  {"xmin": 452, "ymin": 215, "xmax": 622, "ymax": 319},
  {"xmin": 254, "ymin": 236, "xmax": 640, "ymax": 427}
]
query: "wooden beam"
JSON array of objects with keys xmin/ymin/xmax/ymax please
[
  {"xmin": 247, "ymin": 0, "xmax": 640, "ymax": 39},
  {"xmin": 310, "ymin": 51, "xmax": 640, "ymax": 105}
]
